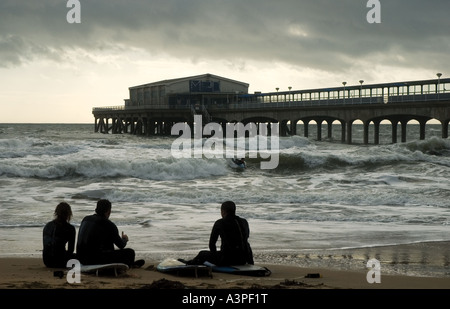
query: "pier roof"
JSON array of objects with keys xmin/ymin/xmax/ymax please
[{"xmin": 129, "ymin": 73, "xmax": 249, "ymax": 90}]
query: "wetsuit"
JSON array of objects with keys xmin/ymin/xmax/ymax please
[
  {"xmin": 232, "ymin": 159, "xmax": 246, "ymax": 168},
  {"xmin": 76, "ymin": 214, "xmax": 135, "ymax": 267},
  {"xmin": 42, "ymin": 220, "xmax": 76, "ymax": 268},
  {"xmin": 190, "ymin": 215, "xmax": 254, "ymax": 266}
]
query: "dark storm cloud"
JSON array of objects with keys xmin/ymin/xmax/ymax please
[{"xmin": 1, "ymin": 0, "xmax": 449, "ymax": 73}]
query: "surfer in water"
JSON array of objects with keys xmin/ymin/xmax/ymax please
[
  {"xmin": 180, "ymin": 201, "xmax": 254, "ymax": 266},
  {"xmin": 232, "ymin": 158, "xmax": 246, "ymax": 168}
]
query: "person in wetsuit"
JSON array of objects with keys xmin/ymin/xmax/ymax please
[
  {"xmin": 76, "ymin": 199, "xmax": 144, "ymax": 268},
  {"xmin": 183, "ymin": 201, "xmax": 254, "ymax": 266},
  {"xmin": 42, "ymin": 202, "xmax": 76, "ymax": 268},
  {"xmin": 232, "ymin": 158, "xmax": 246, "ymax": 168}
]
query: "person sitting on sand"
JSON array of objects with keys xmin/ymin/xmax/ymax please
[
  {"xmin": 181, "ymin": 201, "xmax": 254, "ymax": 266},
  {"xmin": 76, "ymin": 199, "xmax": 145, "ymax": 268},
  {"xmin": 42, "ymin": 202, "xmax": 76, "ymax": 268}
]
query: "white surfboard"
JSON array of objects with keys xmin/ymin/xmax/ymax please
[
  {"xmin": 80, "ymin": 263, "xmax": 129, "ymax": 277},
  {"xmin": 156, "ymin": 258, "xmax": 212, "ymax": 278},
  {"xmin": 204, "ymin": 261, "xmax": 271, "ymax": 277}
]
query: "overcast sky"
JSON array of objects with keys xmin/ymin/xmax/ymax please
[{"xmin": 1, "ymin": 0, "xmax": 449, "ymax": 123}]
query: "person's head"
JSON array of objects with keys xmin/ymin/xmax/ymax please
[
  {"xmin": 95, "ymin": 199, "xmax": 112, "ymax": 218},
  {"xmin": 54, "ymin": 202, "xmax": 72, "ymax": 223},
  {"xmin": 221, "ymin": 201, "xmax": 236, "ymax": 218}
]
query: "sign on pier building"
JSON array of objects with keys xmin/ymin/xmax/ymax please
[{"xmin": 124, "ymin": 73, "xmax": 249, "ymax": 109}]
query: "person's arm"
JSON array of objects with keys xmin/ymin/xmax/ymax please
[
  {"xmin": 42, "ymin": 222, "xmax": 53, "ymax": 248},
  {"xmin": 67, "ymin": 225, "xmax": 76, "ymax": 254},
  {"xmin": 208, "ymin": 221, "xmax": 221, "ymax": 252},
  {"xmin": 241, "ymin": 218, "xmax": 254, "ymax": 264},
  {"xmin": 243, "ymin": 219, "xmax": 250, "ymax": 239},
  {"xmin": 111, "ymin": 222, "xmax": 127, "ymax": 249}
]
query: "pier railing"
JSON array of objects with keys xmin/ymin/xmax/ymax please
[
  {"xmin": 92, "ymin": 92, "xmax": 450, "ymax": 112},
  {"xmin": 92, "ymin": 104, "xmax": 191, "ymax": 112}
]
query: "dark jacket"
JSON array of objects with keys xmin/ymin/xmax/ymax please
[
  {"xmin": 42, "ymin": 220, "xmax": 76, "ymax": 268},
  {"xmin": 76, "ymin": 214, "xmax": 126, "ymax": 264},
  {"xmin": 209, "ymin": 215, "xmax": 254, "ymax": 265}
]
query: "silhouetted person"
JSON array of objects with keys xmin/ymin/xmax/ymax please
[
  {"xmin": 43, "ymin": 202, "xmax": 76, "ymax": 268},
  {"xmin": 182, "ymin": 201, "xmax": 254, "ymax": 266},
  {"xmin": 232, "ymin": 158, "xmax": 246, "ymax": 168},
  {"xmin": 76, "ymin": 199, "xmax": 144, "ymax": 268}
]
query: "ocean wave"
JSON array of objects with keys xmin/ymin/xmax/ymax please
[
  {"xmin": 0, "ymin": 224, "xmax": 44, "ymax": 228},
  {"xmin": 265, "ymin": 151, "xmax": 395, "ymax": 172},
  {"xmin": 1, "ymin": 134, "xmax": 448, "ymax": 179},
  {"xmin": 0, "ymin": 137, "xmax": 80, "ymax": 158},
  {"xmin": 0, "ymin": 156, "xmax": 229, "ymax": 180},
  {"xmin": 267, "ymin": 138, "xmax": 450, "ymax": 173},
  {"xmin": 402, "ymin": 136, "xmax": 450, "ymax": 154}
]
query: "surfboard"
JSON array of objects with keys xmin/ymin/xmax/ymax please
[
  {"xmin": 204, "ymin": 262, "xmax": 271, "ymax": 277},
  {"xmin": 80, "ymin": 263, "xmax": 129, "ymax": 277},
  {"xmin": 156, "ymin": 258, "xmax": 212, "ymax": 278}
]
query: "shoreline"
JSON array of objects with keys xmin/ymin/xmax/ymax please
[
  {"xmin": 1, "ymin": 241, "xmax": 449, "ymax": 290},
  {"xmin": 253, "ymin": 240, "xmax": 450, "ymax": 279}
]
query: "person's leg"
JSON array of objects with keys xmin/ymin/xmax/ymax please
[
  {"xmin": 99, "ymin": 248, "xmax": 136, "ymax": 267},
  {"xmin": 186, "ymin": 250, "xmax": 220, "ymax": 265}
]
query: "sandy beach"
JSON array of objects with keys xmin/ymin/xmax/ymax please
[
  {"xmin": 1, "ymin": 257, "xmax": 449, "ymax": 290},
  {"xmin": 1, "ymin": 241, "xmax": 449, "ymax": 290},
  {"xmin": 1, "ymin": 242, "xmax": 449, "ymax": 305}
]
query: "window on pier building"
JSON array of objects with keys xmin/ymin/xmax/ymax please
[{"xmin": 130, "ymin": 89, "xmax": 137, "ymax": 105}]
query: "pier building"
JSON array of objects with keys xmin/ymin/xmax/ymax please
[{"xmin": 92, "ymin": 74, "xmax": 450, "ymax": 144}]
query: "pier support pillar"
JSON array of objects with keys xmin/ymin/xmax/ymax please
[
  {"xmin": 346, "ymin": 121, "xmax": 353, "ymax": 144},
  {"xmin": 374, "ymin": 120, "xmax": 380, "ymax": 145},
  {"xmin": 363, "ymin": 121, "xmax": 369, "ymax": 145},
  {"xmin": 327, "ymin": 120, "xmax": 333, "ymax": 140},
  {"xmin": 304, "ymin": 120, "xmax": 310, "ymax": 138},
  {"xmin": 443, "ymin": 120, "xmax": 449, "ymax": 139},
  {"xmin": 392, "ymin": 121, "xmax": 398, "ymax": 144},
  {"xmin": 280, "ymin": 120, "xmax": 289, "ymax": 136},
  {"xmin": 401, "ymin": 120, "xmax": 407, "ymax": 143},
  {"xmin": 292, "ymin": 121, "xmax": 297, "ymax": 135},
  {"xmin": 104, "ymin": 117, "xmax": 111, "ymax": 134},
  {"xmin": 419, "ymin": 120, "xmax": 427, "ymax": 140},
  {"xmin": 317, "ymin": 121, "xmax": 322, "ymax": 141}
]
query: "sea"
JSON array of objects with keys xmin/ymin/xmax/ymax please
[{"xmin": 0, "ymin": 123, "xmax": 449, "ymax": 278}]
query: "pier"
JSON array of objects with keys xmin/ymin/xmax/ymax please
[{"xmin": 92, "ymin": 74, "xmax": 450, "ymax": 144}]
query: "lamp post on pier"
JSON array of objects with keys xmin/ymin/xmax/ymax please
[
  {"xmin": 359, "ymin": 80, "xmax": 364, "ymax": 103},
  {"xmin": 342, "ymin": 82, "xmax": 347, "ymax": 104},
  {"xmin": 437, "ymin": 73, "xmax": 442, "ymax": 95},
  {"xmin": 437, "ymin": 73, "xmax": 443, "ymax": 100},
  {"xmin": 288, "ymin": 86, "xmax": 292, "ymax": 104}
]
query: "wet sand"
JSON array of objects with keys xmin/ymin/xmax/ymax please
[{"xmin": 1, "ymin": 241, "xmax": 449, "ymax": 291}]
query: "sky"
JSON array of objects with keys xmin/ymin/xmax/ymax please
[{"xmin": 1, "ymin": 0, "xmax": 449, "ymax": 123}]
